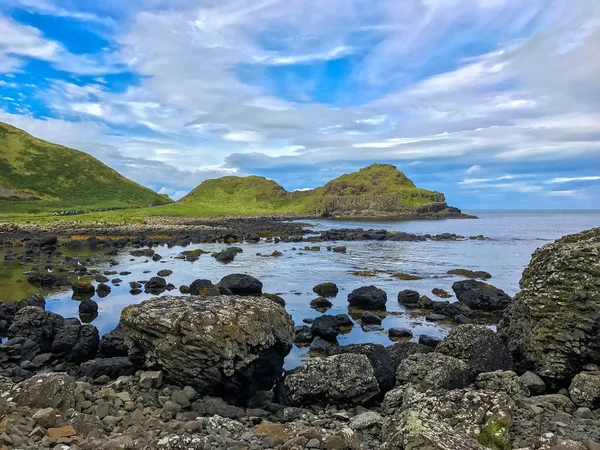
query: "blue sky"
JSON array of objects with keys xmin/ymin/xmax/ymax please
[{"xmin": 0, "ymin": 0, "xmax": 599, "ymax": 209}]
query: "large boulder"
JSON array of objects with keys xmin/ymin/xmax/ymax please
[
  {"xmin": 386, "ymin": 342, "xmax": 433, "ymax": 370},
  {"xmin": 120, "ymin": 295, "xmax": 293, "ymax": 402},
  {"xmin": 52, "ymin": 324, "xmax": 99, "ymax": 362},
  {"xmin": 0, "ymin": 294, "xmax": 45, "ymax": 333},
  {"xmin": 328, "ymin": 343, "xmax": 396, "ymax": 391},
  {"xmin": 397, "ymin": 289, "xmax": 420, "ymax": 306},
  {"xmin": 9, "ymin": 373, "xmax": 77, "ymax": 411},
  {"xmin": 436, "ymin": 325, "xmax": 512, "ymax": 375},
  {"xmin": 218, "ymin": 274, "xmax": 263, "ymax": 295},
  {"xmin": 499, "ymin": 227, "xmax": 600, "ymax": 386},
  {"xmin": 396, "ymin": 353, "xmax": 472, "ymax": 392},
  {"xmin": 382, "ymin": 388, "xmax": 514, "ymax": 450},
  {"xmin": 348, "ymin": 286, "xmax": 387, "ymax": 310},
  {"xmin": 78, "ymin": 357, "xmax": 136, "ymax": 379},
  {"xmin": 7, "ymin": 306, "xmax": 64, "ymax": 353},
  {"xmin": 284, "ymin": 354, "xmax": 380, "ymax": 407},
  {"xmin": 568, "ymin": 371, "xmax": 600, "ymax": 409},
  {"xmin": 311, "ymin": 315, "xmax": 342, "ymax": 341},
  {"xmin": 313, "ymin": 282, "xmax": 339, "ymax": 297},
  {"xmin": 452, "ymin": 280, "xmax": 511, "ymax": 311}
]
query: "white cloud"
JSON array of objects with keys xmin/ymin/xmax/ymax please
[
  {"xmin": 547, "ymin": 176, "xmax": 600, "ymax": 184},
  {"xmin": 223, "ymin": 130, "xmax": 263, "ymax": 143},
  {"xmin": 466, "ymin": 165, "xmax": 481, "ymax": 174}
]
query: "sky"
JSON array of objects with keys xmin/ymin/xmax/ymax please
[{"xmin": 0, "ymin": 0, "xmax": 599, "ymax": 209}]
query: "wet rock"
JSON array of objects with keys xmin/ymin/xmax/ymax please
[
  {"xmin": 436, "ymin": 325, "xmax": 512, "ymax": 375},
  {"xmin": 388, "ymin": 328, "xmax": 413, "ymax": 340},
  {"xmin": 426, "ymin": 313, "xmax": 447, "ymax": 321},
  {"xmin": 348, "ymin": 286, "xmax": 387, "ymax": 310},
  {"xmin": 500, "ymin": 227, "xmax": 600, "ymax": 386},
  {"xmin": 452, "ymin": 279, "xmax": 511, "ymax": 311},
  {"xmin": 51, "ymin": 324, "xmax": 99, "ymax": 362},
  {"xmin": 361, "ymin": 311, "xmax": 382, "ymax": 324},
  {"xmin": 120, "ymin": 295, "xmax": 293, "ymax": 402},
  {"xmin": 294, "ymin": 325, "xmax": 313, "ymax": 344},
  {"xmin": 99, "ymin": 325, "xmax": 128, "ymax": 357},
  {"xmin": 329, "ymin": 343, "xmax": 396, "ymax": 392},
  {"xmin": 79, "ymin": 298, "xmax": 98, "ymax": 315},
  {"xmin": 7, "ymin": 306, "xmax": 64, "ymax": 353},
  {"xmin": 27, "ymin": 272, "xmax": 71, "ymax": 287},
  {"xmin": 96, "ymin": 283, "xmax": 111, "ymax": 297},
  {"xmin": 218, "ymin": 274, "xmax": 263, "ymax": 295},
  {"xmin": 418, "ymin": 334, "xmax": 441, "ymax": 348},
  {"xmin": 188, "ymin": 279, "xmax": 213, "ymax": 295},
  {"xmin": 313, "ymin": 282, "xmax": 339, "ymax": 298},
  {"xmin": 447, "ymin": 269, "xmax": 492, "ymax": 280},
  {"xmin": 432, "ymin": 288, "xmax": 453, "ymax": 299},
  {"xmin": 212, "ymin": 247, "xmax": 243, "ymax": 263},
  {"xmin": 310, "ymin": 336, "xmax": 332, "ymax": 352},
  {"xmin": 396, "ymin": 353, "xmax": 472, "ymax": 392},
  {"xmin": 285, "ymin": 354, "xmax": 380, "ymax": 407},
  {"xmin": 397, "ymin": 289, "xmax": 420, "ymax": 306},
  {"xmin": 310, "ymin": 297, "xmax": 332, "ymax": 309},
  {"xmin": 311, "ymin": 315, "xmax": 342, "ymax": 341},
  {"xmin": 10, "ymin": 373, "xmax": 76, "ymax": 411},
  {"xmin": 569, "ymin": 372, "xmax": 600, "ymax": 409},
  {"xmin": 157, "ymin": 269, "xmax": 173, "ymax": 277},
  {"xmin": 263, "ymin": 293, "xmax": 286, "ymax": 307},
  {"xmin": 145, "ymin": 276, "xmax": 167, "ymax": 293}
]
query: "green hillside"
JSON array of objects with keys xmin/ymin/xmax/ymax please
[
  {"xmin": 178, "ymin": 163, "xmax": 456, "ymax": 218},
  {"xmin": 0, "ymin": 122, "xmax": 171, "ymax": 214}
]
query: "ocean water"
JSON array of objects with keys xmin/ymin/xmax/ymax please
[{"xmin": 1, "ymin": 210, "xmax": 599, "ymax": 368}]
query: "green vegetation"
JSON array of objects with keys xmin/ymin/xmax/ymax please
[
  {"xmin": 476, "ymin": 418, "xmax": 511, "ymax": 450},
  {"xmin": 0, "ymin": 121, "xmax": 171, "ymax": 216},
  {"xmin": 0, "ymin": 124, "xmax": 453, "ymax": 224}
]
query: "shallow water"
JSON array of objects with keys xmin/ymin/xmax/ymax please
[{"xmin": 1, "ymin": 210, "xmax": 599, "ymax": 369}]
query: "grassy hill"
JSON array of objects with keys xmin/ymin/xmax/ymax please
[
  {"xmin": 0, "ymin": 122, "xmax": 171, "ymax": 215},
  {"xmin": 176, "ymin": 163, "xmax": 456, "ymax": 218}
]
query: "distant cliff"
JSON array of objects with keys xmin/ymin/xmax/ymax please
[{"xmin": 180, "ymin": 163, "xmax": 473, "ymax": 219}]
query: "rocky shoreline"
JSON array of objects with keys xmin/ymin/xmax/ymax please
[{"xmin": 0, "ymin": 227, "xmax": 599, "ymax": 449}]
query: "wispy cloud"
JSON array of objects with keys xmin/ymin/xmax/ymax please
[{"xmin": 547, "ymin": 176, "xmax": 600, "ymax": 184}]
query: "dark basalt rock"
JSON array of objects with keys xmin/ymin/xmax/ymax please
[
  {"xmin": 27, "ymin": 272, "xmax": 71, "ymax": 288},
  {"xmin": 500, "ymin": 227, "xmax": 600, "ymax": 386},
  {"xmin": 452, "ymin": 279, "xmax": 511, "ymax": 311},
  {"xmin": 312, "ymin": 282, "xmax": 339, "ymax": 298},
  {"xmin": 7, "ymin": 307, "xmax": 65, "ymax": 353},
  {"xmin": 311, "ymin": 315, "xmax": 342, "ymax": 341},
  {"xmin": 436, "ymin": 325, "xmax": 512, "ymax": 376},
  {"xmin": 51, "ymin": 324, "xmax": 99, "ymax": 363},
  {"xmin": 212, "ymin": 247, "xmax": 243, "ymax": 263},
  {"xmin": 397, "ymin": 290, "xmax": 420, "ymax": 306},
  {"xmin": 78, "ymin": 299, "xmax": 98, "ymax": 315},
  {"xmin": 218, "ymin": 274, "xmax": 263, "ymax": 296},
  {"xmin": 78, "ymin": 357, "xmax": 136, "ymax": 379},
  {"xmin": 120, "ymin": 295, "xmax": 293, "ymax": 403},
  {"xmin": 145, "ymin": 277, "xmax": 167, "ymax": 293},
  {"xmin": 99, "ymin": 325, "xmax": 128, "ymax": 358},
  {"xmin": 348, "ymin": 286, "xmax": 387, "ymax": 310},
  {"xmin": 329, "ymin": 343, "xmax": 395, "ymax": 392},
  {"xmin": 386, "ymin": 342, "xmax": 433, "ymax": 369}
]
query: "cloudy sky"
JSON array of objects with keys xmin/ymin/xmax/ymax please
[{"xmin": 0, "ymin": 0, "xmax": 598, "ymax": 209}]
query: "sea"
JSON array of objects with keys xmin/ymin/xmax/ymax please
[{"xmin": 1, "ymin": 210, "xmax": 599, "ymax": 368}]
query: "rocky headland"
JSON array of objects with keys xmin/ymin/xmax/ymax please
[{"xmin": 0, "ymin": 227, "xmax": 599, "ymax": 449}]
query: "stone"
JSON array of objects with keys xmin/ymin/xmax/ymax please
[
  {"xmin": 310, "ymin": 336, "xmax": 332, "ymax": 352},
  {"xmin": 520, "ymin": 371, "xmax": 546, "ymax": 395},
  {"xmin": 499, "ymin": 228, "xmax": 600, "ymax": 386},
  {"xmin": 397, "ymin": 290, "xmax": 420, "ymax": 306},
  {"xmin": 99, "ymin": 325, "xmax": 128, "ymax": 357},
  {"xmin": 348, "ymin": 286, "xmax": 387, "ymax": 310},
  {"xmin": 386, "ymin": 342, "xmax": 433, "ymax": 369},
  {"xmin": 7, "ymin": 306, "xmax": 64, "ymax": 353},
  {"xmin": 47, "ymin": 426, "xmax": 77, "ymax": 440},
  {"xmin": 396, "ymin": 353, "xmax": 472, "ymax": 392},
  {"xmin": 32, "ymin": 407, "xmax": 58, "ymax": 428},
  {"xmin": 139, "ymin": 371, "xmax": 163, "ymax": 389},
  {"xmin": 218, "ymin": 274, "xmax": 263, "ymax": 295},
  {"xmin": 310, "ymin": 297, "xmax": 332, "ymax": 309},
  {"xmin": 144, "ymin": 276, "xmax": 167, "ymax": 292},
  {"xmin": 329, "ymin": 343, "xmax": 396, "ymax": 391},
  {"xmin": 78, "ymin": 357, "xmax": 136, "ymax": 379},
  {"xmin": 313, "ymin": 282, "xmax": 339, "ymax": 297},
  {"xmin": 388, "ymin": 328, "xmax": 413, "ymax": 339},
  {"xmin": 452, "ymin": 279, "xmax": 512, "ymax": 311},
  {"xmin": 436, "ymin": 325, "xmax": 512, "ymax": 375},
  {"xmin": 285, "ymin": 354, "xmax": 380, "ymax": 407},
  {"xmin": 193, "ymin": 396, "xmax": 246, "ymax": 419},
  {"xmin": 569, "ymin": 372, "xmax": 600, "ymax": 409},
  {"xmin": 418, "ymin": 334, "xmax": 441, "ymax": 348},
  {"xmin": 79, "ymin": 299, "xmax": 98, "ymax": 315},
  {"xmin": 311, "ymin": 315, "xmax": 342, "ymax": 341},
  {"xmin": 121, "ymin": 295, "xmax": 293, "ymax": 402},
  {"xmin": 361, "ymin": 311, "xmax": 382, "ymax": 324},
  {"xmin": 349, "ymin": 411, "xmax": 384, "ymax": 430},
  {"xmin": 475, "ymin": 370, "xmax": 530, "ymax": 397},
  {"xmin": 52, "ymin": 324, "xmax": 99, "ymax": 362},
  {"xmin": 10, "ymin": 373, "xmax": 76, "ymax": 411}
]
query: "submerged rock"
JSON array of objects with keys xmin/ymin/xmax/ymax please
[
  {"xmin": 284, "ymin": 354, "xmax": 380, "ymax": 407},
  {"xmin": 500, "ymin": 227, "xmax": 600, "ymax": 386},
  {"xmin": 120, "ymin": 295, "xmax": 293, "ymax": 402}
]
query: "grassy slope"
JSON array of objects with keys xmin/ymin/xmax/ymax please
[{"xmin": 0, "ymin": 122, "xmax": 171, "ymax": 215}]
